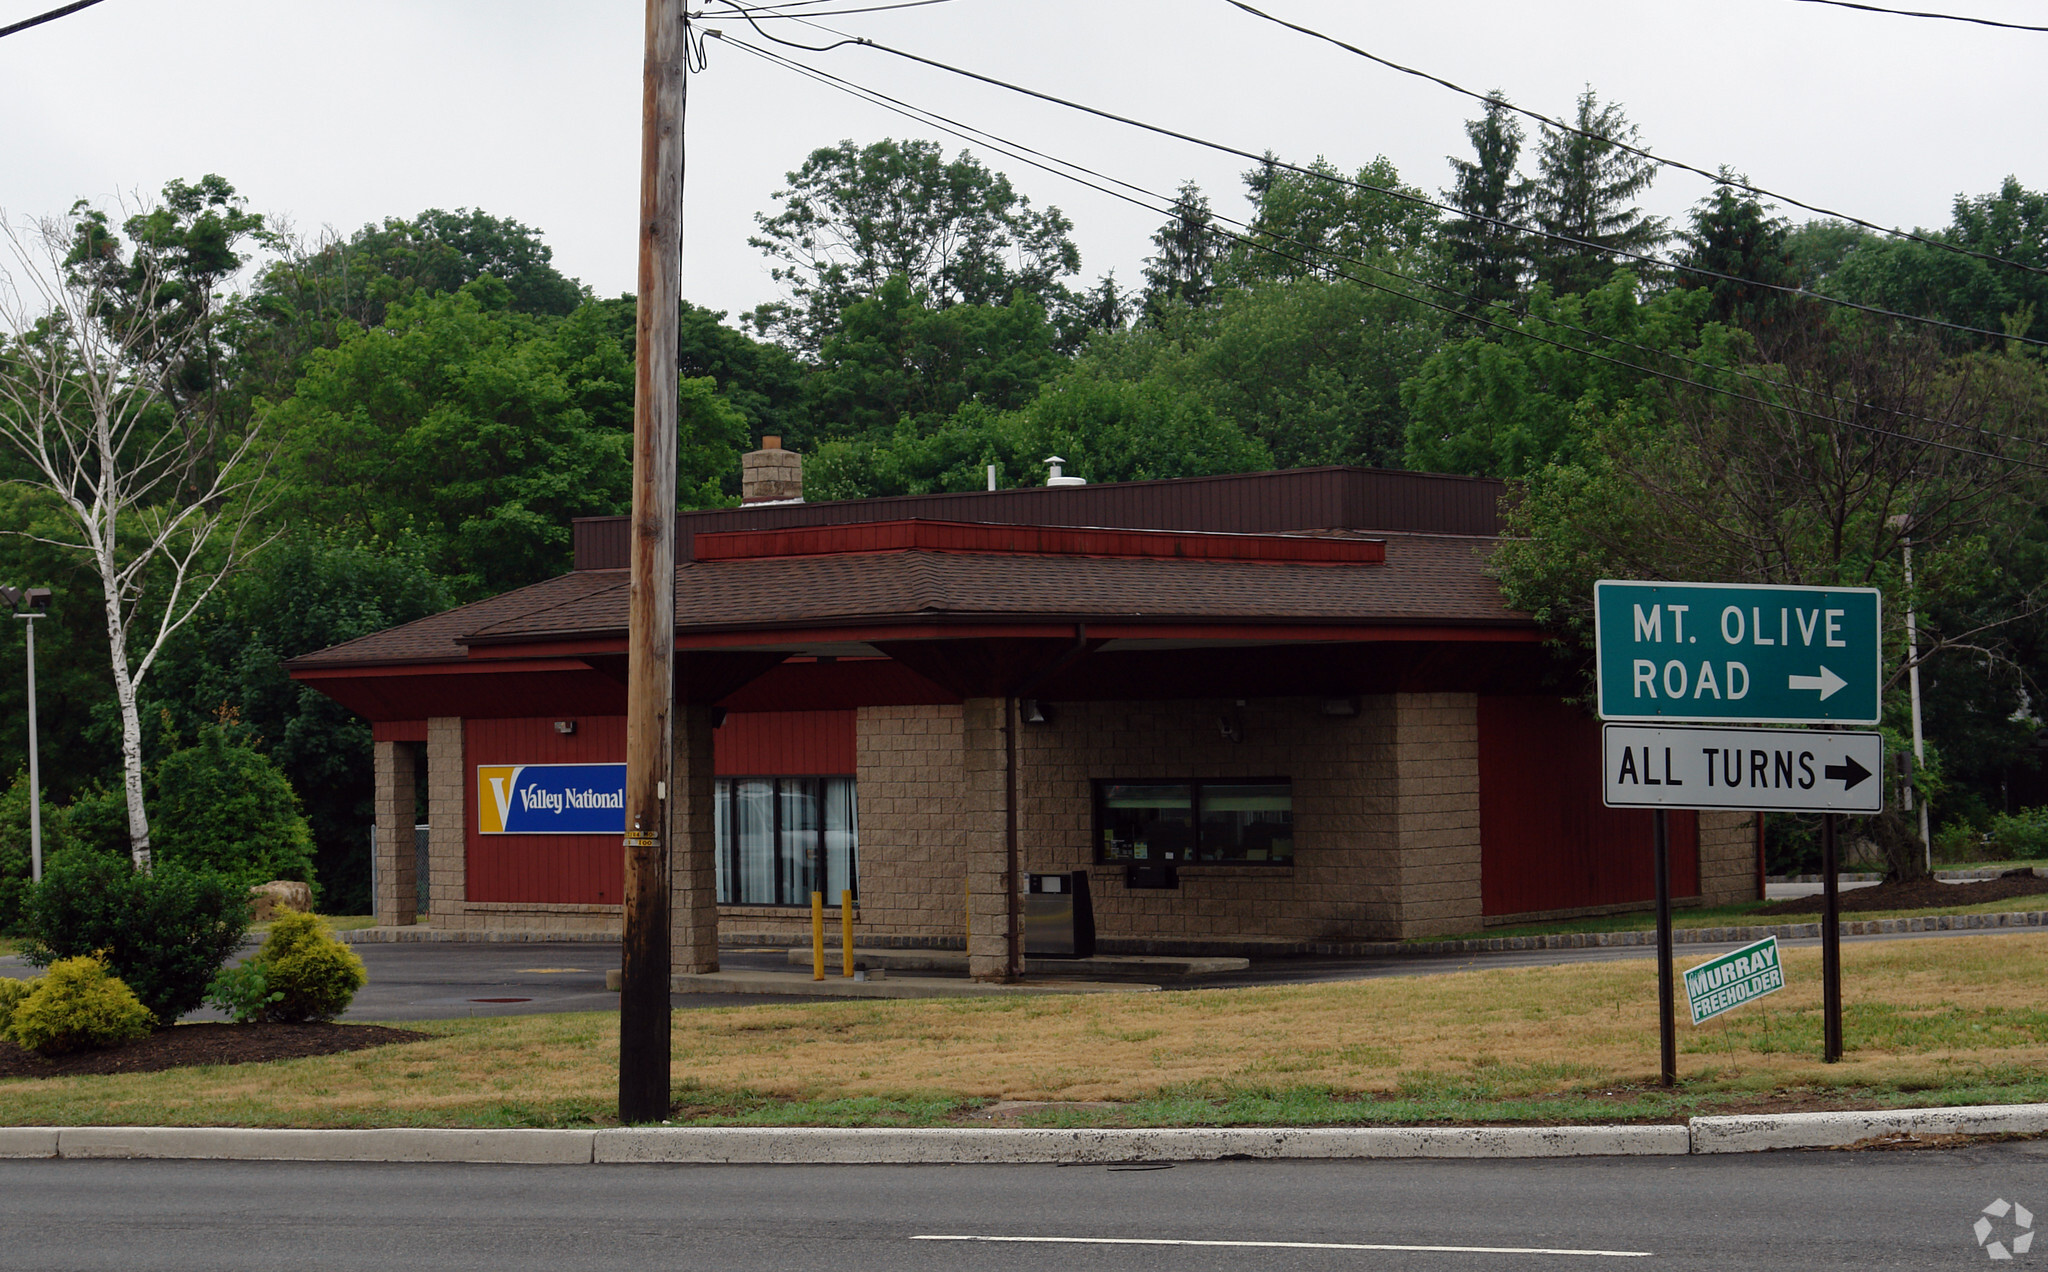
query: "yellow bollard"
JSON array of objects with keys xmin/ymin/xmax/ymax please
[
  {"xmin": 811, "ymin": 891, "xmax": 825, "ymax": 980},
  {"xmin": 841, "ymin": 889, "xmax": 855, "ymax": 977}
]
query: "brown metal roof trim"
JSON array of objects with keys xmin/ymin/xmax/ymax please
[
  {"xmin": 574, "ymin": 466, "xmax": 1505, "ymax": 569},
  {"xmin": 693, "ymin": 519, "xmax": 1387, "ymax": 566}
]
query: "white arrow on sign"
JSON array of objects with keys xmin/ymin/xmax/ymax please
[{"xmin": 1787, "ymin": 666, "xmax": 1848, "ymax": 701}]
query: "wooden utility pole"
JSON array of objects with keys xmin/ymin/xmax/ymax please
[{"xmin": 619, "ymin": 0, "xmax": 685, "ymax": 1125}]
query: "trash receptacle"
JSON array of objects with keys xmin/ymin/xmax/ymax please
[{"xmin": 1024, "ymin": 870, "xmax": 1095, "ymax": 958}]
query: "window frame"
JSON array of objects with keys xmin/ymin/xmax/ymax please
[
  {"xmin": 1091, "ymin": 777, "xmax": 1295, "ymax": 867},
  {"xmin": 714, "ymin": 774, "xmax": 859, "ymax": 908}
]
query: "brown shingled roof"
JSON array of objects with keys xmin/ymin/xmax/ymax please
[
  {"xmin": 283, "ymin": 569, "xmax": 625, "ymax": 668},
  {"xmin": 462, "ymin": 533, "xmax": 1520, "ymax": 644},
  {"xmin": 287, "ymin": 533, "xmax": 1523, "ymax": 670}
]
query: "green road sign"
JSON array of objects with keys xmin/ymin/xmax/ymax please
[
  {"xmin": 1684, "ymin": 935, "xmax": 1786, "ymax": 1025},
  {"xmin": 1595, "ymin": 581, "xmax": 1881, "ymax": 725}
]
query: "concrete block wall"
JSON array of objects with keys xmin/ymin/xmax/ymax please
[
  {"xmin": 1698, "ymin": 811, "xmax": 1760, "ymax": 905},
  {"xmin": 851, "ymin": 704, "xmax": 971, "ymax": 942},
  {"xmin": 372, "ymin": 739, "xmax": 418, "ymax": 927},
  {"xmin": 425, "ymin": 717, "xmax": 467, "ymax": 928},
  {"xmin": 671, "ymin": 702, "xmax": 719, "ymax": 973},
  {"xmin": 1008, "ymin": 697, "xmax": 1407, "ymax": 945},
  {"xmin": 1390, "ymin": 693, "xmax": 1483, "ymax": 939}
]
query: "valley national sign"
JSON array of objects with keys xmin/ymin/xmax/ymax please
[
  {"xmin": 477, "ymin": 764, "xmax": 627, "ymax": 835},
  {"xmin": 1594, "ymin": 581, "xmax": 1881, "ymax": 726}
]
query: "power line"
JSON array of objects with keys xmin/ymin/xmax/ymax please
[
  {"xmin": 711, "ymin": 30, "xmax": 2048, "ymax": 472},
  {"xmin": 718, "ymin": 28, "xmax": 2044, "ymax": 457},
  {"xmin": 1222, "ymin": 0, "xmax": 2048, "ymax": 281},
  {"xmin": 1790, "ymin": 0, "xmax": 2048, "ymax": 31},
  {"xmin": 713, "ymin": 5, "xmax": 2048, "ymax": 352},
  {"xmin": 718, "ymin": 0, "xmax": 959, "ymax": 17},
  {"xmin": 0, "ymin": 0, "xmax": 106, "ymax": 40}
]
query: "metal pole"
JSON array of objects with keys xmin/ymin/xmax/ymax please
[
  {"xmin": 1654, "ymin": 809, "xmax": 1675, "ymax": 1088},
  {"xmin": 21, "ymin": 613, "xmax": 40, "ymax": 883},
  {"xmin": 618, "ymin": 0, "xmax": 685, "ymax": 1125},
  {"xmin": 1900, "ymin": 535, "xmax": 1930, "ymax": 871},
  {"xmin": 1821, "ymin": 812, "xmax": 1843, "ymax": 1063}
]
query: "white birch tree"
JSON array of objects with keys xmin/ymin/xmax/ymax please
[{"xmin": 0, "ymin": 201, "xmax": 273, "ymax": 870}]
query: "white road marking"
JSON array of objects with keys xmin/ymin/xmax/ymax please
[{"xmin": 913, "ymin": 1234, "xmax": 1652, "ymax": 1258}]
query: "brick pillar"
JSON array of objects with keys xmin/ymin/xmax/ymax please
[
  {"xmin": 426, "ymin": 716, "xmax": 467, "ymax": 929},
  {"xmin": 372, "ymin": 739, "xmax": 418, "ymax": 927},
  {"xmin": 670, "ymin": 701, "xmax": 719, "ymax": 974},
  {"xmin": 1392, "ymin": 692, "xmax": 1483, "ymax": 939},
  {"xmin": 963, "ymin": 697, "xmax": 1015, "ymax": 981}
]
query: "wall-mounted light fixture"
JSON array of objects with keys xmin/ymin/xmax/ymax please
[
  {"xmin": 1319, "ymin": 697, "xmax": 1359, "ymax": 717},
  {"xmin": 1021, "ymin": 699, "xmax": 1052, "ymax": 725},
  {"xmin": 553, "ymin": 720, "xmax": 577, "ymax": 735}
]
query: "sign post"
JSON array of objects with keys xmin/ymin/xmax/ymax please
[{"xmin": 1597, "ymin": 580, "xmax": 1884, "ymax": 1079}]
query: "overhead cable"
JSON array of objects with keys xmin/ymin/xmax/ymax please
[
  {"xmin": 1222, "ymin": 0, "xmax": 2048, "ymax": 280},
  {"xmin": 712, "ymin": 31, "xmax": 2047, "ymax": 472},
  {"xmin": 1790, "ymin": 0, "xmax": 2048, "ymax": 31},
  {"xmin": 710, "ymin": 6, "xmax": 2048, "ymax": 351},
  {"xmin": 0, "ymin": 0, "xmax": 107, "ymax": 40}
]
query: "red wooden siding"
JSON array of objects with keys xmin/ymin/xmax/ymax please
[
  {"xmin": 462, "ymin": 712, "xmax": 855, "ymax": 904},
  {"xmin": 373, "ymin": 720, "xmax": 427, "ymax": 743},
  {"xmin": 1478, "ymin": 697, "xmax": 1699, "ymax": 916},
  {"xmin": 716, "ymin": 710, "xmax": 856, "ymax": 775},
  {"xmin": 465, "ymin": 716, "xmax": 627, "ymax": 905}
]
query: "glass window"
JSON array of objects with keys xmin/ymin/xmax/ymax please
[
  {"xmin": 1095, "ymin": 779, "xmax": 1292, "ymax": 865},
  {"xmin": 715, "ymin": 776, "xmax": 858, "ymax": 906}
]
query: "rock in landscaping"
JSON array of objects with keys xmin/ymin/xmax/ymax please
[{"xmin": 249, "ymin": 881, "xmax": 313, "ymax": 922}]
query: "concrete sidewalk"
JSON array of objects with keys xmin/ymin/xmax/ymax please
[{"xmin": 3, "ymin": 1103, "xmax": 2042, "ymax": 1165}]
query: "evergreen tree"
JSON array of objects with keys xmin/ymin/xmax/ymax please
[
  {"xmin": 1676, "ymin": 174, "xmax": 1798, "ymax": 330},
  {"xmin": 1530, "ymin": 89, "xmax": 1667, "ymax": 294},
  {"xmin": 1441, "ymin": 94, "xmax": 1535, "ymax": 318},
  {"xmin": 1141, "ymin": 182, "xmax": 1220, "ymax": 317}
]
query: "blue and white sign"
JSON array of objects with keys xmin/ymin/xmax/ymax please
[{"xmin": 477, "ymin": 763, "xmax": 627, "ymax": 835}]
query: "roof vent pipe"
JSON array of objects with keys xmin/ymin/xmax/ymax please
[{"xmin": 1043, "ymin": 455, "xmax": 1087, "ymax": 488}]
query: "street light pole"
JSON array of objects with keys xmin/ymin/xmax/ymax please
[
  {"xmin": 3, "ymin": 587, "xmax": 49, "ymax": 882},
  {"xmin": 1890, "ymin": 518, "xmax": 1932, "ymax": 872}
]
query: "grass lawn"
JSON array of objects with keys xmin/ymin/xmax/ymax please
[{"xmin": 3, "ymin": 932, "xmax": 2046, "ymax": 1130}]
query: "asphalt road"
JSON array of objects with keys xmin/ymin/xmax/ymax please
[{"xmin": 1, "ymin": 1141, "xmax": 2040, "ymax": 1270}]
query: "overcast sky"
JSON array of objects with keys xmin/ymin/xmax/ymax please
[{"xmin": 2, "ymin": 0, "xmax": 2039, "ymax": 324}]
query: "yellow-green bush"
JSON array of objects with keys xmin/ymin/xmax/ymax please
[
  {"xmin": 0, "ymin": 975, "xmax": 31, "ymax": 1034},
  {"xmin": 7, "ymin": 955, "xmax": 153, "ymax": 1055},
  {"xmin": 256, "ymin": 911, "xmax": 366, "ymax": 1022}
]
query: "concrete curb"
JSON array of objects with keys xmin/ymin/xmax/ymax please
[
  {"xmin": 669, "ymin": 971, "xmax": 1159, "ymax": 998},
  {"xmin": 50, "ymin": 1126, "xmax": 595, "ymax": 1163},
  {"xmin": 1688, "ymin": 1103, "xmax": 2048, "ymax": 1154},
  {"xmin": 4, "ymin": 1104, "xmax": 2041, "ymax": 1164},
  {"xmin": 591, "ymin": 1125, "xmax": 1687, "ymax": 1163}
]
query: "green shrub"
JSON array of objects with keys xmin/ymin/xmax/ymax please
[
  {"xmin": 151, "ymin": 726, "xmax": 317, "ymax": 891},
  {"xmin": 0, "ymin": 976, "xmax": 31, "ymax": 1035},
  {"xmin": 204, "ymin": 960, "xmax": 283, "ymax": 1025},
  {"xmin": 6, "ymin": 954, "xmax": 153, "ymax": 1054},
  {"xmin": 21, "ymin": 853, "xmax": 252, "ymax": 1025},
  {"xmin": 1933, "ymin": 821, "xmax": 1984, "ymax": 864},
  {"xmin": 254, "ymin": 910, "xmax": 366, "ymax": 1022},
  {"xmin": 1988, "ymin": 807, "xmax": 2048, "ymax": 861}
]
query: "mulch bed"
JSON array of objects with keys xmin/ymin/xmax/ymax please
[
  {"xmin": 1757, "ymin": 872, "xmax": 2048, "ymax": 918},
  {"xmin": 0, "ymin": 1022, "xmax": 426, "ymax": 1080}
]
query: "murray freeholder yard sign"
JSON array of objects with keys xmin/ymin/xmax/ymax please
[{"xmin": 1594, "ymin": 581, "xmax": 1882, "ymax": 725}]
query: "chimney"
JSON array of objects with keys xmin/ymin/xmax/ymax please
[{"xmin": 741, "ymin": 436, "xmax": 803, "ymax": 505}]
